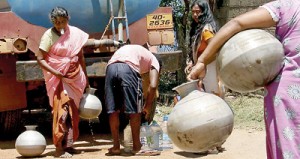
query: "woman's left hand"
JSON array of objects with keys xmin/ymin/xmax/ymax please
[
  {"xmin": 184, "ymin": 63, "xmax": 193, "ymax": 75},
  {"xmin": 54, "ymin": 70, "xmax": 64, "ymax": 79},
  {"xmin": 187, "ymin": 62, "xmax": 206, "ymax": 81},
  {"xmin": 84, "ymin": 84, "xmax": 91, "ymax": 93}
]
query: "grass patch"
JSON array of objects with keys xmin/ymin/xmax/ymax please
[{"xmin": 225, "ymin": 93, "xmax": 265, "ymax": 131}]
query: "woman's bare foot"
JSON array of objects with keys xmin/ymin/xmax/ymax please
[
  {"xmin": 105, "ymin": 147, "xmax": 121, "ymax": 156},
  {"xmin": 64, "ymin": 147, "xmax": 84, "ymax": 154},
  {"xmin": 131, "ymin": 143, "xmax": 142, "ymax": 154},
  {"xmin": 54, "ymin": 149, "xmax": 72, "ymax": 158}
]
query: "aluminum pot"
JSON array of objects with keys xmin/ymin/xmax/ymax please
[
  {"xmin": 15, "ymin": 125, "xmax": 46, "ymax": 157},
  {"xmin": 79, "ymin": 87, "xmax": 102, "ymax": 119},
  {"xmin": 217, "ymin": 29, "xmax": 284, "ymax": 93},
  {"xmin": 172, "ymin": 80, "xmax": 199, "ymax": 98},
  {"xmin": 169, "ymin": 82, "xmax": 234, "ymax": 152}
]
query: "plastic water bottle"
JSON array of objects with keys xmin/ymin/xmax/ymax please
[
  {"xmin": 161, "ymin": 115, "xmax": 173, "ymax": 150},
  {"xmin": 140, "ymin": 122, "xmax": 154, "ymax": 150},
  {"xmin": 140, "ymin": 123, "xmax": 147, "ymax": 150},
  {"xmin": 123, "ymin": 124, "xmax": 133, "ymax": 153},
  {"xmin": 149, "ymin": 120, "xmax": 163, "ymax": 151}
]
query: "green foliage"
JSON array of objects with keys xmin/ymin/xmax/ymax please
[
  {"xmin": 159, "ymin": 0, "xmax": 187, "ymax": 46},
  {"xmin": 160, "ymin": 0, "xmax": 186, "ymax": 29},
  {"xmin": 159, "ymin": 71, "xmax": 180, "ymax": 93}
]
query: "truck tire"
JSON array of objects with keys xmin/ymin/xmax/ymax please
[{"xmin": 0, "ymin": 110, "xmax": 23, "ymax": 139}]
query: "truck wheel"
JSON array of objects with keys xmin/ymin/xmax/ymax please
[{"xmin": 0, "ymin": 110, "xmax": 23, "ymax": 139}]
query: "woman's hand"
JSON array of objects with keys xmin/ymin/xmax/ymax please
[
  {"xmin": 184, "ymin": 63, "xmax": 193, "ymax": 75},
  {"xmin": 85, "ymin": 84, "xmax": 91, "ymax": 93},
  {"xmin": 187, "ymin": 62, "xmax": 206, "ymax": 81},
  {"xmin": 54, "ymin": 70, "xmax": 64, "ymax": 79}
]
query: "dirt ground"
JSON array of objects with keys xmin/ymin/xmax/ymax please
[{"xmin": 0, "ymin": 127, "xmax": 266, "ymax": 159}]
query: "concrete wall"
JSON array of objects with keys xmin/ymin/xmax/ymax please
[{"xmin": 214, "ymin": 0, "xmax": 274, "ymax": 32}]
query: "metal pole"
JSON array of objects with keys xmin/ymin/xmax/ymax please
[
  {"xmin": 123, "ymin": 0, "xmax": 130, "ymax": 41},
  {"xmin": 118, "ymin": 0, "xmax": 124, "ymax": 42},
  {"xmin": 109, "ymin": 0, "xmax": 116, "ymax": 40}
]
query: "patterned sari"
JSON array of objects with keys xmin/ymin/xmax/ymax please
[{"xmin": 263, "ymin": 1, "xmax": 300, "ymax": 158}]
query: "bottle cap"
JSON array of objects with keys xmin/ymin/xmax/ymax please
[
  {"xmin": 151, "ymin": 120, "xmax": 158, "ymax": 125},
  {"xmin": 163, "ymin": 115, "xmax": 168, "ymax": 121}
]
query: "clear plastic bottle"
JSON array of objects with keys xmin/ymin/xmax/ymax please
[
  {"xmin": 123, "ymin": 124, "xmax": 133, "ymax": 153},
  {"xmin": 161, "ymin": 115, "xmax": 173, "ymax": 150},
  {"xmin": 149, "ymin": 120, "xmax": 163, "ymax": 150},
  {"xmin": 140, "ymin": 123, "xmax": 147, "ymax": 150},
  {"xmin": 140, "ymin": 122, "xmax": 154, "ymax": 150}
]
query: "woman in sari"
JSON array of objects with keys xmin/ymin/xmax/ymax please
[
  {"xmin": 36, "ymin": 6, "xmax": 119, "ymax": 158},
  {"xmin": 184, "ymin": 0, "xmax": 225, "ymax": 153},
  {"xmin": 185, "ymin": 0, "xmax": 225, "ymax": 98},
  {"xmin": 188, "ymin": 0, "xmax": 300, "ymax": 158}
]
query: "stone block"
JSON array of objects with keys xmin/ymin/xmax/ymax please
[
  {"xmin": 240, "ymin": 0, "xmax": 258, "ymax": 7},
  {"xmin": 16, "ymin": 61, "xmax": 44, "ymax": 82},
  {"xmin": 16, "ymin": 57, "xmax": 111, "ymax": 81},
  {"xmin": 159, "ymin": 50, "xmax": 182, "ymax": 72},
  {"xmin": 227, "ymin": 0, "xmax": 240, "ymax": 7},
  {"xmin": 15, "ymin": 51, "xmax": 182, "ymax": 81}
]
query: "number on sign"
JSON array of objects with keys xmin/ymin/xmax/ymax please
[{"xmin": 152, "ymin": 15, "xmax": 163, "ymax": 20}]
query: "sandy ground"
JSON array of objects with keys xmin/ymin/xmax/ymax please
[{"xmin": 0, "ymin": 127, "xmax": 266, "ymax": 159}]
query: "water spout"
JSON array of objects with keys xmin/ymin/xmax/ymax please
[{"xmin": 172, "ymin": 80, "xmax": 199, "ymax": 98}]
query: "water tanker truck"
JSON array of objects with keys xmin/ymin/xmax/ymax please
[{"xmin": 0, "ymin": 0, "xmax": 182, "ymax": 137}]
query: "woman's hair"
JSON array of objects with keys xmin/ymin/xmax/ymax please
[
  {"xmin": 190, "ymin": 0, "xmax": 218, "ymax": 34},
  {"xmin": 49, "ymin": 6, "xmax": 70, "ymax": 23},
  {"xmin": 189, "ymin": 0, "xmax": 218, "ymax": 62}
]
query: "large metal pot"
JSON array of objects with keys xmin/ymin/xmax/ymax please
[
  {"xmin": 217, "ymin": 29, "xmax": 284, "ymax": 93},
  {"xmin": 169, "ymin": 82, "xmax": 234, "ymax": 152}
]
